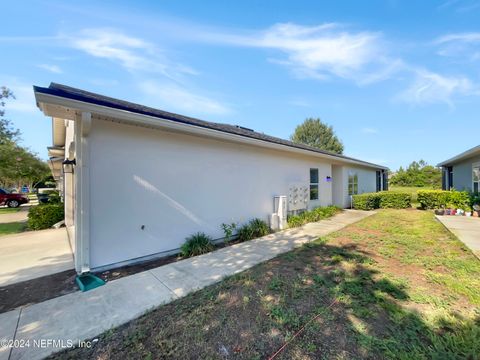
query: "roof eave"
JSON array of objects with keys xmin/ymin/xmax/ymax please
[
  {"xmin": 34, "ymin": 87, "xmax": 388, "ymax": 171},
  {"xmin": 437, "ymin": 145, "xmax": 480, "ymax": 167}
]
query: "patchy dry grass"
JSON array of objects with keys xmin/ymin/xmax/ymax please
[{"xmin": 51, "ymin": 210, "xmax": 480, "ymax": 359}]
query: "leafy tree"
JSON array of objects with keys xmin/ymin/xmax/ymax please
[
  {"xmin": 390, "ymin": 160, "xmax": 441, "ymax": 188},
  {"xmin": 291, "ymin": 118, "xmax": 344, "ymax": 154},
  {"xmin": 0, "ymin": 86, "xmax": 20, "ymax": 144},
  {"xmin": 0, "ymin": 87, "xmax": 50, "ymax": 190}
]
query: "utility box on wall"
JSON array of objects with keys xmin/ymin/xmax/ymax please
[{"xmin": 270, "ymin": 195, "xmax": 287, "ymax": 230}]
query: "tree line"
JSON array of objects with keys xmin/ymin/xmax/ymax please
[{"xmin": 0, "ymin": 86, "xmax": 50, "ymax": 191}]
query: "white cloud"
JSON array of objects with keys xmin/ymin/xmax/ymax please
[
  {"xmin": 437, "ymin": 0, "xmax": 480, "ymax": 12},
  {"xmin": 361, "ymin": 127, "xmax": 379, "ymax": 134},
  {"xmin": 138, "ymin": 81, "xmax": 231, "ymax": 116},
  {"xmin": 68, "ymin": 28, "xmax": 195, "ymax": 79},
  {"xmin": 434, "ymin": 32, "xmax": 480, "ymax": 61},
  {"xmin": 395, "ymin": 69, "xmax": 478, "ymax": 107},
  {"xmin": 37, "ymin": 64, "xmax": 63, "ymax": 74},
  {"xmin": 436, "ymin": 32, "xmax": 480, "ymax": 44},
  {"xmin": 192, "ymin": 22, "xmax": 402, "ymax": 84}
]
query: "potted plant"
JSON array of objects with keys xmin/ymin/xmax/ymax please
[{"xmin": 473, "ymin": 204, "xmax": 480, "ymax": 217}]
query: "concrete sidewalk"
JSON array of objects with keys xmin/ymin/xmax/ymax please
[
  {"xmin": 435, "ymin": 215, "xmax": 480, "ymax": 258},
  {"xmin": 1, "ymin": 210, "xmax": 373, "ymax": 360}
]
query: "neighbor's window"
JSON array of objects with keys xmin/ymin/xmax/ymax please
[
  {"xmin": 473, "ymin": 165, "xmax": 480, "ymax": 193},
  {"xmin": 348, "ymin": 173, "xmax": 358, "ymax": 195},
  {"xmin": 310, "ymin": 168, "xmax": 319, "ymax": 200}
]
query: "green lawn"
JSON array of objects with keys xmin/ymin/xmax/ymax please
[
  {"xmin": 0, "ymin": 207, "xmax": 21, "ymax": 214},
  {"xmin": 0, "ymin": 221, "xmax": 27, "ymax": 235},
  {"xmin": 51, "ymin": 210, "xmax": 480, "ymax": 359}
]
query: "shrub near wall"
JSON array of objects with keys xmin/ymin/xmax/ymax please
[
  {"xmin": 352, "ymin": 192, "xmax": 411, "ymax": 210},
  {"xmin": 351, "ymin": 193, "xmax": 380, "ymax": 210},
  {"xmin": 27, "ymin": 204, "xmax": 64, "ymax": 230},
  {"xmin": 287, "ymin": 205, "xmax": 341, "ymax": 228},
  {"xmin": 237, "ymin": 218, "xmax": 270, "ymax": 242},
  {"xmin": 379, "ymin": 192, "xmax": 412, "ymax": 209},
  {"xmin": 417, "ymin": 190, "xmax": 470, "ymax": 210}
]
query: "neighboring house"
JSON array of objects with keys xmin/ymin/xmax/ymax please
[
  {"xmin": 438, "ymin": 145, "xmax": 480, "ymax": 193},
  {"xmin": 34, "ymin": 83, "xmax": 388, "ymax": 274}
]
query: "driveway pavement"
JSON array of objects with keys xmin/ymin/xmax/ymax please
[
  {"xmin": 0, "ymin": 210, "xmax": 374, "ymax": 360},
  {"xmin": 0, "ymin": 228, "xmax": 74, "ymax": 287},
  {"xmin": 0, "ymin": 206, "xmax": 29, "ymax": 224},
  {"xmin": 435, "ymin": 215, "xmax": 480, "ymax": 258}
]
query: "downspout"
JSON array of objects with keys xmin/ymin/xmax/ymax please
[{"xmin": 74, "ymin": 112, "xmax": 92, "ymax": 274}]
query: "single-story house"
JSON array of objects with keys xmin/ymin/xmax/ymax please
[
  {"xmin": 438, "ymin": 145, "xmax": 480, "ymax": 193},
  {"xmin": 34, "ymin": 83, "xmax": 388, "ymax": 274}
]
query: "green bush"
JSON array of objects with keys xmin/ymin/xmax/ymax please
[
  {"xmin": 180, "ymin": 232, "xmax": 214, "ymax": 257},
  {"xmin": 287, "ymin": 205, "xmax": 341, "ymax": 228},
  {"xmin": 417, "ymin": 190, "xmax": 470, "ymax": 210},
  {"xmin": 470, "ymin": 193, "xmax": 480, "ymax": 208},
  {"xmin": 237, "ymin": 218, "xmax": 270, "ymax": 242},
  {"xmin": 352, "ymin": 193, "xmax": 380, "ymax": 210},
  {"xmin": 27, "ymin": 204, "xmax": 64, "ymax": 230},
  {"xmin": 237, "ymin": 223, "xmax": 255, "ymax": 242},
  {"xmin": 379, "ymin": 192, "xmax": 412, "ymax": 209},
  {"xmin": 47, "ymin": 191, "xmax": 61, "ymax": 204},
  {"xmin": 353, "ymin": 192, "xmax": 411, "ymax": 210},
  {"xmin": 448, "ymin": 190, "xmax": 471, "ymax": 210},
  {"xmin": 286, "ymin": 215, "xmax": 305, "ymax": 228},
  {"xmin": 249, "ymin": 218, "xmax": 270, "ymax": 238}
]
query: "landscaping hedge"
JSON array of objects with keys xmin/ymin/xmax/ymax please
[
  {"xmin": 352, "ymin": 193, "xmax": 380, "ymax": 210},
  {"xmin": 417, "ymin": 190, "xmax": 470, "ymax": 210},
  {"xmin": 379, "ymin": 192, "xmax": 412, "ymax": 209},
  {"xmin": 352, "ymin": 191, "xmax": 411, "ymax": 210},
  {"xmin": 287, "ymin": 205, "xmax": 341, "ymax": 228},
  {"xmin": 27, "ymin": 204, "xmax": 64, "ymax": 230}
]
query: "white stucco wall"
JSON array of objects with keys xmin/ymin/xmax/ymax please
[
  {"xmin": 87, "ymin": 119, "xmax": 336, "ymax": 269},
  {"xmin": 339, "ymin": 166, "xmax": 378, "ymax": 208},
  {"xmin": 332, "ymin": 165, "xmax": 344, "ymax": 207}
]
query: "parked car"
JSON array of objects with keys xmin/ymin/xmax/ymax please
[{"xmin": 0, "ymin": 188, "xmax": 30, "ymax": 208}]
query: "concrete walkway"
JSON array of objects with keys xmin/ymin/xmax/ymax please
[
  {"xmin": 0, "ymin": 207, "xmax": 29, "ymax": 224},
  {"xmin": 0, "ymin": 210, "xmax": 373, "ymax": 360},
  {"xmin": 0, "ymin": 228, "xmax": 73, "ymax": 286},
  {"xmin": 435, "ymin": 215, "xmax": 480, "ymax": 258}
]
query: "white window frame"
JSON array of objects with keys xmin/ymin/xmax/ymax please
[
  {"xmin": 310, "ymin": 168, "xmax": 319, "ymax": 200},
  {"xmin": 348, "ymin": 172, "xmax": 358, "ymax": 195},
  {"xmin": 473, "ymin": 162, "xmax": 480, "ymax": 193}
]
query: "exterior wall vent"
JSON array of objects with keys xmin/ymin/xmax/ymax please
[{"xmin": 235, "ymin": 125, "xmax": 254, "ymax": 132}]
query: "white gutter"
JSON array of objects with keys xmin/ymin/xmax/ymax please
[{"xmin": 35, "ymin": 91, "xmax": 388, "ymax": 171}]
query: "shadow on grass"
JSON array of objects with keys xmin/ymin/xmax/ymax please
[{"xmin": 49, "ymin": 239, "xmax": 480, "ymax": 360}]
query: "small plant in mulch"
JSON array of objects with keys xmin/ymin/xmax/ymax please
[
  {"xmin": 237, "ymin": 218, "xmax": 270, "ymax": 242},
  {"xmin": 180, "ymin": 232, "xmax": 214, "ymax": 258},
  {"xmin": 221, "ymin": 222, "xmax": 237, "ymax": 242}
]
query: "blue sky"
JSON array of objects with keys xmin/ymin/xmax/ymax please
[{"xmin": 1, "ymin": 0, "xmax": 480, "ymax": 169}]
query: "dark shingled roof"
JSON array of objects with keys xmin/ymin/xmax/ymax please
[{"xmin": 34, "ymin": 83, "xmax": 387, "ymax": 169}]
